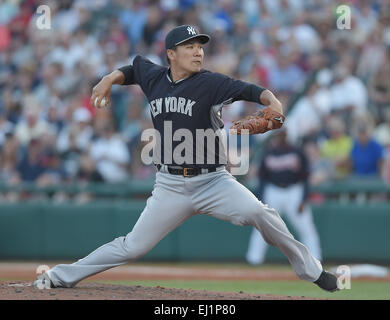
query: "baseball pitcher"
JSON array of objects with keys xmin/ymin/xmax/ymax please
[{"xmin": 34, "ymin": 25, "xmax": 338, "ymax": 292}]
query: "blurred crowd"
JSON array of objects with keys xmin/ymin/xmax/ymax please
[{"xmin": 1, "ymin": 0, "xmax": 390, "ymax": 201}]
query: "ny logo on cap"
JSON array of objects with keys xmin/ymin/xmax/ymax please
[{"xmin": 187, "ymin": 26, "xmax": 197, "ymax": 35}]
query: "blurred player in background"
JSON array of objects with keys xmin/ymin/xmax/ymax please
[{"xmin": 246, "ymin": 129, "xmax": 322, "ymax": 265}]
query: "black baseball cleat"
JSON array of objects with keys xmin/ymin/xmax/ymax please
[{"xmin": 314, "ymin": 270, "xmax": 339, "ymax": 292}]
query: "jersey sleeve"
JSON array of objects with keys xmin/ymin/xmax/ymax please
[
  {"xmin": 132, "ymin": 55, "xmax": 166, "ymax": 96},
  {"xmin": 117, "ymin": 65, "xmax": 135, "ymax": 85},
  {"xmin": 208, "ymin": 72, "xmax": 252, "ymax": 105}
]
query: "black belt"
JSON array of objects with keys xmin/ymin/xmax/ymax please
[
  {"xmin": 156, "ymin": 164, "xmax": 219, "ymax": 177},
  {"xmin": 272, "ymin": 182, "xmax": 293, "ymax": 188}
]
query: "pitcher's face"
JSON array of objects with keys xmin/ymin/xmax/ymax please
[{"xmin": 170, "ymin": 40, "xmax": 204, "ymax": 73}]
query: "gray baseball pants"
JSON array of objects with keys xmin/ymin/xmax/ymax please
[{"xmin": 47, "ymin": 166, "xmax": 323, "ymax": 287}]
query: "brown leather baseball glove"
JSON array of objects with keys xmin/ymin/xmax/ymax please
[{"xmin": 229, "ymin": 107, "xmax": 285, "ymax": 134}]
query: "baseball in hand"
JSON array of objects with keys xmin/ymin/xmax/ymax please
[{"xmin": 94, "ymin": 97, "xmax": 107, "ymax": 108}]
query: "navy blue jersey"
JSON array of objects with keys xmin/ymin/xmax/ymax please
[
  {"xmin": 259, "ymin": 145, "xmax": 309, "ymax": 184},
  {"xmin": 258, "ymin": 145, "xmax": 309, "ymax": 201},
  {"xmin": 131, "ymin": 55, "xmax": 256, "ymax": 168}
]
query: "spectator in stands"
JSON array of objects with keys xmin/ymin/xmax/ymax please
[
  {"xmin": 350, "ymin": 123, "xmax": 384, "ymax": 177},
  {"xmin": 0, "ymin": 131, "xmax": 19, "ymax": 184},
  {"xmin": 57, "ymin": 107, "xmax": 94, "ymax": 179},
  {"xmin": 89, "ymin": 121, "xmax": 131, "ymax": 183},
  {"xmin": 329, "ymin": 63, "xmax": 368, "ymax": 123},
  {"xmin": 0, "ymin": 113, "xmax": 14, "ymax": 147},
  {"xmin": 320, "ymin": 116, "xmax": 352, "ymax": 179},
  {"xmin": 356, "ymin": 26, "xmax": 386, "ymax": 83},
  {"xmin": 290, "ymin": 13, "xmax": 322, "ymax": 55},
  {"xmin": 119, "ymin": 0, "xmax": 148, "ymax": 48},
  {"xmin": 76, "ymin": 151, "xmax": 104, "ymax": 184},
  {"xmin": 45, "ymin": 103, "xmax": 65, "ymax": 135},
  {"xmin": 16, "ymin": 138, "xmax": 47, "ymax": 182},
  {"xmin": 367, "ymin": 47, "xmax": 390, "ymax": 121},
  {"xmin": 14, "ymin": 96, "xmax": 55, "ymax": 147},
  {"xmin": 285, "ymin": 73, "xmax": 331, "ymax": 144},
  {"xmin": 0, "ymin": 131, "xmax": 20, "ymax": 201},
  {"xmin": 73, "ymin": 151, "xmax": 105, "ymax": 204},
  {"xmin": 57, "ymin": 107, "xmax": 93, "ymax": 154},
  {"xmin": 373, "ymin": 107, "xmax": 390, "ymax": 148},
  {"xmin": 142, "ymin": 5, "xmax": 164, "ymax": 47},
  {"xmin": 354, "ymin": 2, "xmax": 379, "ymax": 41},
  {"xmin": 36, "ymin": 150, "xmax": 68, "ymax": 187},
  {"xmin": 207, "ymin": 39, "xmax": 239, "ymax": 76},
  {"xmin": 122, "ymin": 100, "xmax": 143, "ymax": 155},
  {"xmin": 268, "ymin": 51, "xmax": 305, "ymax": 94},
  {"xmin": 304, "ymin": 140, "xmax": 333, "ymax": 186}
]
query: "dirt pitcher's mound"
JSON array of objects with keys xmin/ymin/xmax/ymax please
[{"xmin": 1, "ymin": 281, "xmax": 324, "ymax": 300}]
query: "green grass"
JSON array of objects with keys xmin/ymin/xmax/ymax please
[
  {"xmin": 94, "ymin": 279, "xmax": 390, "ymax": 300},
  {"xmin": 94, "ymin": 262, "xmax": 390, "ymax": 299}
]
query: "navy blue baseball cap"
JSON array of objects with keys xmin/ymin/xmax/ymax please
[{"xmin": 165, "ymin": 25, "xmax": 210, "ymax": 50}]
